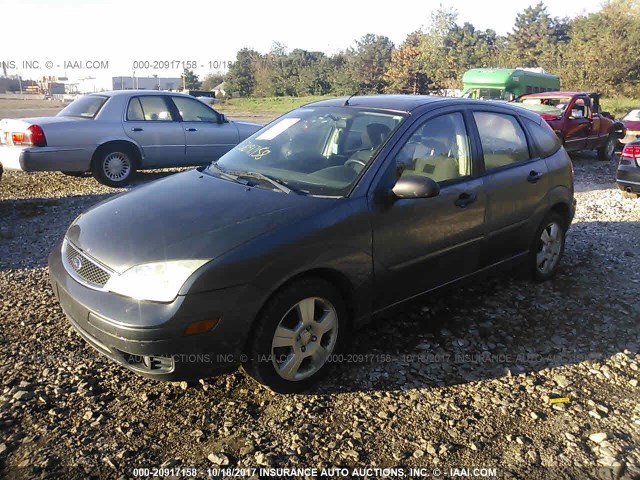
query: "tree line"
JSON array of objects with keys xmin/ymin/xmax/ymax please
[{"xmin": 216, "ymin": 1, "xmax": 640, "ymax": 98}]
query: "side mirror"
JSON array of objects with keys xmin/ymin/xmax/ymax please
[
  {"xmin": 392, "ymin": 175, "xmax": 440, "ymax": 199},
  {"xmin": 218, "ymin": 113, "xmax": 227, "ymax": 124}
]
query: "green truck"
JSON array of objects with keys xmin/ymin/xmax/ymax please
[{"xmin": 461, "ymin": 68, "xmax": 560, "ymax": 101}]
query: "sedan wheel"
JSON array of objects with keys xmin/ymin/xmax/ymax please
[
  {"xmin": 271, "ymin": 297, "xmax": 339, "ymax": 381},
  {"xmin": 530, "ymin": 213, "xmax": 566, "ymax": 281},
  {"xmin": 243, "ymin": 278, "xmax": 346, "ymax": 392},
  {"xmin": 93, "ymin": 147, "xmax": 136, "ymax": 187}
]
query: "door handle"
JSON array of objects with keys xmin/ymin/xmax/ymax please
[
  {"xmin": 454, "ymin": 192, "xmax": 477, "ymax": 208},
  {"xmin": 185, "ymin": 128, "xmax": 198, "ymax": 132},
  {"xmin": 131, "ymin": 127, "xmax": 143, "ymax": 132},
  {"xmin": 527, "ymin": 170, "xmax": 544, "ymax": 183}
]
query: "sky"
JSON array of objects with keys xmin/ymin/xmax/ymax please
[{"xmin": 0, "ymin": 0, "xmax": 606, "ymax": 90}]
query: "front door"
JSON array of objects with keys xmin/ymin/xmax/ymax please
[
  {"xmin": 370, "ymin": 111, "xmax": 487, "ymax": 308},
  {"xmin": 562, "ymin": 96, "xmax": 591, "ymax": 151},
  {"xmin": 171, "ymin": 96, "xmax": 240, "ymax": 165}
]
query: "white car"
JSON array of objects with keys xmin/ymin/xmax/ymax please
[{"xmin": 0, "ymin": 90, "xmax": 262, "ymax": 187}]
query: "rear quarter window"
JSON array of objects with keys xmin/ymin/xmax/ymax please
[{"xmin": 524, "ymin": 117, "xmax": 561, "ymax": 158}]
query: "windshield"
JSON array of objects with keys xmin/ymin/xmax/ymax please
[
  {"xmin": 463, "ymin": 88, "xmax": 506, "ymax": 100},
  {"xmin": 213, "ymin": 107, "xmax": 406, "ymax": 196},
  {"xmin": 57, "ymin": 95, "xmax": 108, "ymax": 118},
  {"xmin": 516, "ymin": 97, "xmax": 570, "ymax": 117},
  {"xmin": 623, "ymin": 109, "xmax": 640, "ymax": 121}
]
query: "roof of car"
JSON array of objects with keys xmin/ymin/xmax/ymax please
[
  {"xmin": 303, "ymin": 95, "xmax": 453, "ymax": 112},
  {"xmin": 520, "ymin": 91, "xmax": 598, "ymax": 98},
  {"xmin": 90, "ymin": 90, "xmax": 191, "ymax": 98},
  {"xmin": 304, "ymin": 95, "xmax": 545, "ymax": 123}
]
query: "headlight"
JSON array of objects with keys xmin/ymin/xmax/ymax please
[{"xmin": 104, "ymin": 259, "xmax": 209, "ymax": 302}]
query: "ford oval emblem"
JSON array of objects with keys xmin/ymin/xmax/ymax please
[{"xmin": 71, "ymin": 255, "xmax": 83, "ymax": 270}]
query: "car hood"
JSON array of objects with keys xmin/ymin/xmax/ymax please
[{"xmin": 67, "ymin": 169, "xmax": 329, "ymax": 273}]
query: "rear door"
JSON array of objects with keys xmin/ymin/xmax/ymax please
[
  {"xmin": 370, "ymin": 109, "xmax": 487, "ymax": 307},
  {"xmin": 170, "ymin": 96, "xmax": 240, "ymax": 165},
  {"xmin": 470, "ymin": 109, "xmax": 549, "ymax": 264},
  {"xmin": 124, "ymin": 96, "xmax": 186, "ymax": 167}
]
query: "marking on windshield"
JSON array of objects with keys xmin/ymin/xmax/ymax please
[
  {"xmin": 239, "ymin": 143, "xmax": 271, "ymax": 160},
  {"xmin": 256, "ymin": 118, "xmax": 301, "ymax": 140}
]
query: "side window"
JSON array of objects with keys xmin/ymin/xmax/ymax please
[
  {"xmin": 569, "ymin": 98, "xmax": 589, "ymax": 119},
  {"xmin": 473, "ymin": 111, "xmax": 530, "ymax": 171},
  {"xmin": 126, "ymin": 98, "xmax": 144, "ymax": 121},
  {"xmin": 524, "ymin": 118, "xmax": 561, "ymax": 158},
  {"xmin": 128, "ymin": 96, "xmax": 174, "ymax": 121},
  {"xmin": 395, "ymin": 112, "xmax": 472, "ymax": 183},
  {"xmin": 172, "ymin": 97, "xmax": 219, "ymax": 122}
]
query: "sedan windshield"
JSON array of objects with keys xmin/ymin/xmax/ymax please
[
  {"xmin": 623, "ymin": 109, "xmax": 640, "ymax": 121},
  {"xmin": 57, "ymin": 95, "xmax": 108, "ymax": 118},
  {"xmin": 213, "ymin": 107, "xmax": 406, "ymax": 196}
]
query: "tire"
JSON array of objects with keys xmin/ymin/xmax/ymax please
[
  {"xmin": 243, "ymin": 278, "xmax": 347, "ymax": 393},
  {"xmin": 529, "ymin": 212, "xmax": 567, "ymax": 282},
  {"xmin": 597, "ymin": 135, "xmax": 616, "ymax": 161},
  {"xmin": 92, "ymin": 146, "xmax": 137, "ymax": 187}
]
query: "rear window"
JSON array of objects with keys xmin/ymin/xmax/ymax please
[
  {"xmin": 57, "ymin": 95, "xmax": 108, "ymax": 118},
  {"xmin": 524, "ymin": 117, "xmax": 561, "ymax": 158}
]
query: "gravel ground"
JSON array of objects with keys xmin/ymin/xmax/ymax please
[{"xmin": 0, "ymin": 150, "xmax": 639, "ymax": 480}]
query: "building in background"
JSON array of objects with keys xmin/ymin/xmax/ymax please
[
  {"xmin": 112, "ymin": 76, "xmax": 181, "ymax": 91},
  {"xmin": 0, "ymin": 77, "xmax": 11, "ymax": 93}
]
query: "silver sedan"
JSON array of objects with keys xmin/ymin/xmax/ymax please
[{"xmin": 0, "ymin": 90, "xmax": 262, "ymax": 187}]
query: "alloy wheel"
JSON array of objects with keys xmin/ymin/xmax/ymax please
[
  {"xmin": 536, "ymin": 221, "xmax": 563, "ymax": 275},
  {"xmin": 270, "ymin": 297, "xmax": 338, "ymax": 381}
]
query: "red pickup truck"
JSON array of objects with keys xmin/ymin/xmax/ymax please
[{"xmin": 516, "ymin": 92, "xmax": 626, "ymax": 160}]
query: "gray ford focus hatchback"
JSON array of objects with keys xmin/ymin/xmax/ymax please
[{"xmin": 49, "ymin": 95, "xmax": 575, "ymax": 392}]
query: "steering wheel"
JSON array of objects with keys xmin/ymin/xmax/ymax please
[{"xmin": 345, "ymin": 158, "xmax": 367, "ymax": 172}]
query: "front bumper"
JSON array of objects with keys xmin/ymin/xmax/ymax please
[
  {"xmin": 0, "ymin": 145, "xmax": 93, "ymax": 172},
  {"xmin": 616, "ymin": 161, "xmax": 640, "ymax": 194},
  {"xmin": 48, "ymin": 242, "xmax": 256, "ymax": 381}
]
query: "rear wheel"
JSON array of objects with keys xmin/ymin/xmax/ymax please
[
  {"xmin": 597, "ymin": 134, "xmax": 616, "ymax": 161},
  {"xmin": 92, "ymin": 146, "xmax": 137, "ymax": 187},
  {"xmin": 529, "ymin": 212, "xmax": 567, "ymax": 282},
  {"xmin": 243, "ymin": 278, "xmax": 347, "ymax": 393}
]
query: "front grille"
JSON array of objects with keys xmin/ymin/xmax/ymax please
[{"xmin": 63, "ymin": 240, "xmax": 112, "ymax": 288}]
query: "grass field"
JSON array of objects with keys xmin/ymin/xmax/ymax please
[
  {"xmin": 216, "ymin": 95, "xmax": 335, "ymax": 114},
  {"xmin": 220, "ymin": 95, "xmax": 639, "ymax": 118},
  {"xmin": 600, "ymin": 97, "xmax": 639, "ymax": 119}
]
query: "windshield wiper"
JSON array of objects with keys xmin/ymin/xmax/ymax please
[
  {"xmin": 209, "ymin": 162, "xmax": 248, "ymax": 185},
  {"xmin": 227, "ymin": 170, "xmax": 297, "ymax": 194}
]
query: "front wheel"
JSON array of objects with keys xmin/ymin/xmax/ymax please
[
  {"xmin": 92, "ymin": 147, "xmax": 137, "ymax": 187},
  {"xmin": 243, "ymin": 278, "xmax": 347, "ymax": 393},
  {"xmin": 529, "ymin": 212, "xmax": 567, "ymax": 282},
  {"xmin": 597, "ymin": 135, "xmax": 616, "ymax": 161}
]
